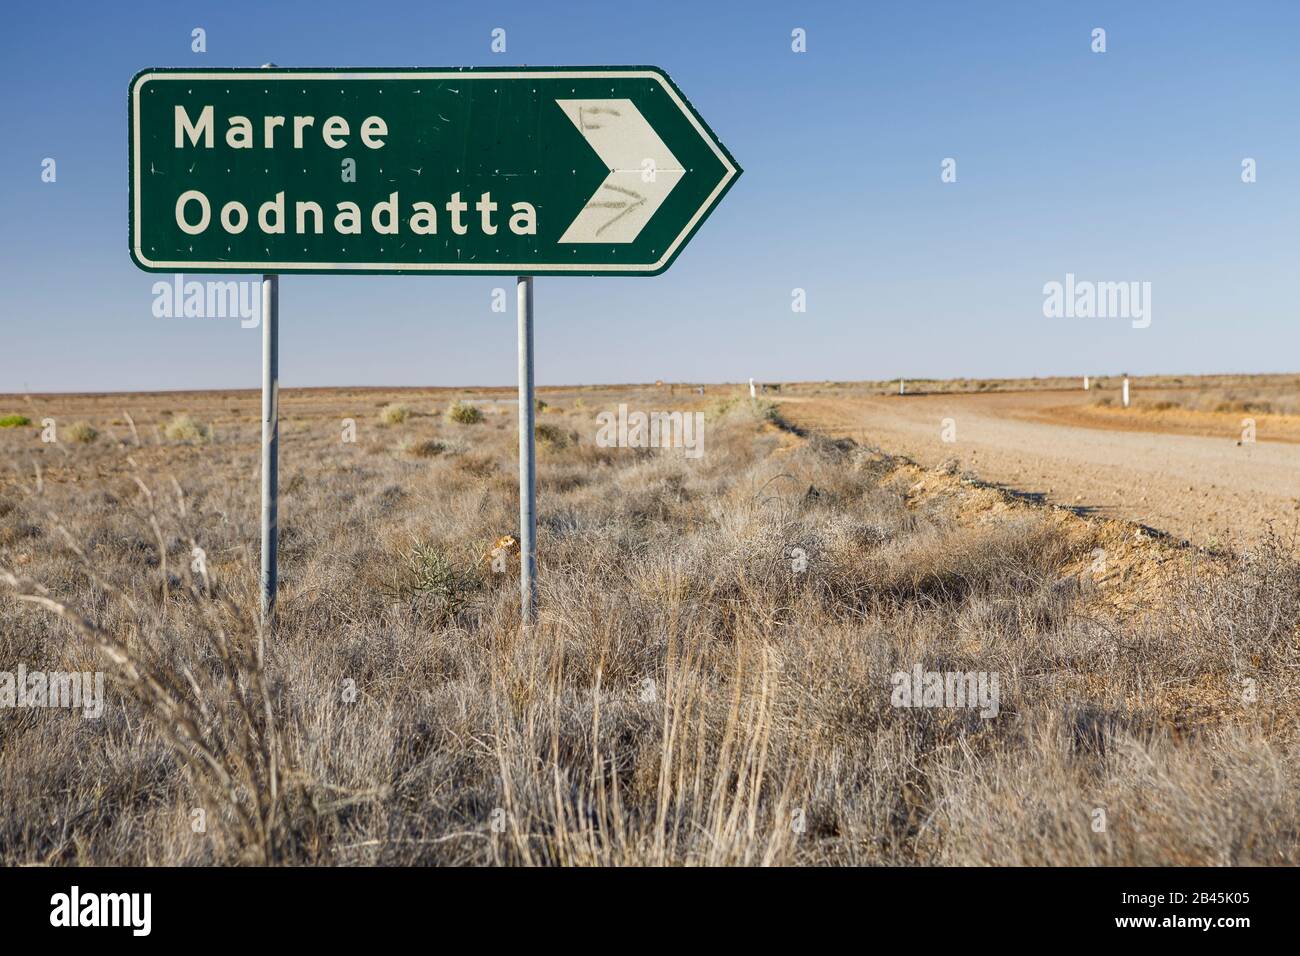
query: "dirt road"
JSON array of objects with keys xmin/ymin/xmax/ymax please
[{"xmin": 775, "ymin": 389, "xmax": 1300, "ymax": 549}]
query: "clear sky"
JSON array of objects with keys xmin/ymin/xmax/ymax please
[{"xmin": 2, "ymin": 0, "xmax": 1297, "ymax": 392}]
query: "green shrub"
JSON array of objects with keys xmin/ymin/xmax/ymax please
[
  {"xmin": 383, "ymin": 541, "xmax": 477, "ymax": 623},
  {"xmin": 0, "ymin": 415, "xmax": 31, "ymax": 428},
  {"xmin": 446, "ymin": 401, "xmax": 483, "ymax": 425}
]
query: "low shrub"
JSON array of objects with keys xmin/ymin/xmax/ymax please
[
  {"xmin": 399, "ymin": 437, "xmax": 446, "ymax": 458},
  {"xmin": 447, "ymin": 401, "xmax": 484, "ymax": 425},
  {"xmin": 164, "ymin": 415, "xmax": 210, "ymax": 442},
  {"xmin": 65, "ymin": 421, "xmax": 98, "ymax": 444}
]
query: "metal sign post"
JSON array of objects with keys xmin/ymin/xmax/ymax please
[
  {"xmin": 516, "ymin": 276, "xmax": 537, "ymax": 624},
  {"xmin": 260, "ymin": 274, "xmax": 279, "ymax": 627}
]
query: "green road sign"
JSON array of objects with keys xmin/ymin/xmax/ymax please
[{"xmin": 128, "ymin": 67, "xmax": 741, "ymax": 276}]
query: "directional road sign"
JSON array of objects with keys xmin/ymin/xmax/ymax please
[{"xmin": 129, "ymin": 67, "xmax": 742, "ymax": 276}]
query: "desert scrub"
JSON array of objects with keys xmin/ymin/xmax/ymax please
[
  {"xmin": 1215, "ymin": 399, "xmax": 1275, "ymax": 414},
  {"xmin": 707, "ymin": 395, "xmax": 780, "ymax": 424},
  {"xmin": 398, "ymin": 437, "xmax": 446, "ymax": 458},
  {"xmin": 706, "ymin": 396, "xmax": 742, "ymax": 421},
  {"xmin": 379, "ymin": 403, "xmax": 412, "ymax": 425},
  {"xmin": 383, "ymin": 540, "xmax": 479, "ymax": 622},
  {"xmin": 0, "ymin": 415, "xmax": 31, "ymax": 428},
  {"xmin": 65, "ymin": 421, "xmax": 98, "ymax": 444},
  {"xmin": 163, "ymin": 414, "xmax": 210, "ymax": 442},
  {"xmin": 535, "ymin": 422, "xmax": 573, "ymax": 449},
  {"xmin": 446, "ymin": 401, "xmax": 483, "ymax": 425}
]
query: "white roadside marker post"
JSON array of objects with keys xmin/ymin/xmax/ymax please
[
  {"xmin": 1084, "ymin": 375, "xmax": 1090, "ymax": 390},
  {"xmin": 260, "ymin": 274, "xmax": 279, "ymax": 628},
  {"xmin": 517, "ymin": 276, "xmax": 537, "ymax": 625},
  {"xmin": 1122, "ymin": 377, "xmax": 1130, "ymax": 408},
  {"xmin": 899, "ymin": 379, "xmax": 906, "ymax": 396},
  {"xmin": 749, "ymin": 377, "xmax": 756, "ymax": 399}
]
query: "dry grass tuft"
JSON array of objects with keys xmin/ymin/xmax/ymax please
[
  {"xmin": 379, "ymin": 403, "xmax": 412, "ymax": 426},
  {"xmin": 64, "ymin": 421, "xmax": 98, "ymax": 443},
  {"xmin": 163, "ymin": 414, "xmax": 210, "ymax": 442}
]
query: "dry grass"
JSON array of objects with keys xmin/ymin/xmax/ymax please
[
  {"xmin": 1078, "ymin": 379, "xmax": 1300, "ymax": 443},
  {"xmin": 0, "ymin": 385, "xmax": 1297, "ymax": 866},
  {"xmin": 1094, "ymin": 386, "xmax": 1300, "ymax": 417},
  {"xmin": 773, "ymin": 371, "xmax": 1300, "ymax": 401},
  {"xmin": 379, "ymin": 403, "xmax": 412, "ymax": 426},
  {"xmin": 64, "ymin": 421, "xmax": 98, "ymax": 444},
  {"xmin": 397, "ymin": 437, "xmax": 446, "ymax": 459},
  {"xmin": 533, "ymin": 422, "xmax": 571, "ymax": 450}
]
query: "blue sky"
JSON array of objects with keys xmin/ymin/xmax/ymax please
[{"xmin": 2, "ymin": 0, "xmax": 1297, "ymax": 392}]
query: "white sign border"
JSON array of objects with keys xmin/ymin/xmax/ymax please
[{"xmin": 130, "ymin": 68, "xmax": 740, "ymax": 275}]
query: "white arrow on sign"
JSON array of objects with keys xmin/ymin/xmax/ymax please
[{"xmin": 556, "ymin": 99, "xmax": 685, "ymax": 244}]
